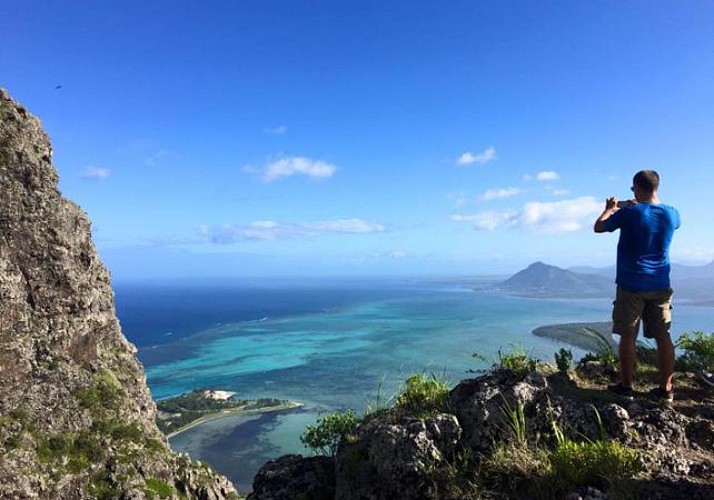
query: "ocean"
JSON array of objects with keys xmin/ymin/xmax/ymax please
[{"xmin": 114, "ymin": 276, "xmax": 714, "ymax": 491}]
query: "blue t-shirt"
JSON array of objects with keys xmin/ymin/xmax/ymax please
[{"xmin": 604, "ymin": 202, "xmax": 681, "ymax": 292}]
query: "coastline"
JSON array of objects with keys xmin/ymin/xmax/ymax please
[
  {"xmin": 531, "ymin": 321, "xmax": 617, "ymax": 351},
  {"xmin": 165, "ymin": 401, "xmax": 304, "ymax": 439}
]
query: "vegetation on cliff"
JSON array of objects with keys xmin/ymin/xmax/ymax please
[{"xmin": 0, "ymin": 89, "xmax": 238, "ymax": 498}]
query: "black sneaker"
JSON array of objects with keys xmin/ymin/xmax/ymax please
[
  {"xmin": 648, "ymin": 387, "xmax": 674, "ymax": 404},
  {"xmin": 608, "ymin": 382, "xmax": 635, "ymax": 400}
]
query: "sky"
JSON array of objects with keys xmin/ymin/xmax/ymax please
[{"xmin": 3, "ymin": 1, "xmax": 714, "ymax": 280}]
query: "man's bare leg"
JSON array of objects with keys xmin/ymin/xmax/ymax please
[
  {"xmin": 655, "ymin": 333, "xmax": 675, "ymax": 392},
  {"xmin": 619, "ymin": 333, "xmax": 637, "ymax": 388}
]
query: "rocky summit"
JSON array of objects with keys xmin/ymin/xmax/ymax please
[
  {"xmin": 0, "ymin": 89, "xmax": 237, "ymax": 499},
  {"xmin": 249, "ymin": 367, "xmax": 714, "ymax": 500}
]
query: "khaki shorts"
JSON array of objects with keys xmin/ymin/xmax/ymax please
[{"xmin": 612, "ymin": 286, "xmax": 673, "ymax": 339}]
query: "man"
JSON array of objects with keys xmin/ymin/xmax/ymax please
[{"xmin": 594, "ymin": 170, "xmax": 681, "ymax": 402}]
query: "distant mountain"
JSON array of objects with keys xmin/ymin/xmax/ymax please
[
  {"xmin": 497, "ymin": 261, "xmax": 613, "ymax": 298},
  {"xmin": 506, "ymin": 261, "xmax": 714, "ymax": 302},
  {"xmin": 567, "ymin": 262, "xmax": 714, "ymax": 281},
  {"xmin": 672, "ymin": 261, "xmax": 714, "ymax": 280}
]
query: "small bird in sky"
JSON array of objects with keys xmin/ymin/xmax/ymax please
[{"xmin": 54, "ymin": 85, "xmax": 62, "ymax": 89}]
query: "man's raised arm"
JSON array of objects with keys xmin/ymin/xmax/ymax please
[{"xmin": 594, "ymin": 197, "xmax": 618, "ymax": 233}]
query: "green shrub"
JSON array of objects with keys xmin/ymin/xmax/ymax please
[
  {"xmin": 145, "ymin": 437, "xmax": 166, "ymax": 453},
  {"xmin": 579, "ymin": 328, "xmax": 617, "ymax": 369},
  {"xmin": 551, "ymin": 438, "xmax": 640, "ymax": 487},
  {"xmin": 479, "ymin": 443, "xmax": 552, "ymax": 497},
  {"xmin": 77, "ymin": 370, "xmax": 124, "ymax": 413},
  {"xmin": 4, "ymin": 434, "xmax": 21, "ymax": 450},
  {"xmin": 501, "ymin": 400, "xmax": 527, "ymax": 448},
  {"xmin": 36, "ymin": 432, "xmax": 78, "ymax": 462},
  {"xmin": 110, "ymin": 423, "xmax": 144, "ymax": 443},
  {"xmin": 394, "ymin": 373, "xmax": 451, "ymax": 417},
  {"xmin": 86, "ymin": 469, "xmax": 121, "ymax": 500},
  {"xmin": 676, "ymin": 331, "xmax": 714, "ymax": 371},
  {"xmin": 551, "ymin": 422, "xmax": 640, "ymax": 488},
  {"xmin": 497, "ymin": 345, "xmax": 538, "ymax": 376},
  {"xmin": 145, "ymin": 478, "xmax": 174, "ymax": 499},
  {"xmin": 300, "ymin": 410, "xmax": 360, "ymax": 456},
  {"xmin": 554, "ymin": 348, "xmax": 573, "ymax": 372}
]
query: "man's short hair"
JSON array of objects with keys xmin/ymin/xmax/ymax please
[{"xmin": 633, "ymin": 170, "xmax": 660, "ymax": 192}]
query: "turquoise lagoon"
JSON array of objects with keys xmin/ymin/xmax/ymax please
[{"xmin": 117, "ymin": 278, "xmax": 714, "ymax": 490}]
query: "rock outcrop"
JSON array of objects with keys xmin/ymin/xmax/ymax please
[
  {"xmin": 250, "ymin": 367, "xmax": 714, "ymax": 499},
  {"xmin": 0, "ymin": 89, "xmax": 237, "ymax": 498}
]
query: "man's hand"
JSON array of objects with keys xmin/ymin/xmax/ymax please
[
  {"xmin": 617, "ymin": 199, "xmax": 637, "ymax": 208},
  {"xmin": 594, "ymin": 197, "xmax": 619, "ymax": 233}
]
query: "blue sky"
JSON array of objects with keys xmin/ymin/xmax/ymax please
[{"xmin": 3, "ymin": 1, "xmax": 714, "ymax": 280}]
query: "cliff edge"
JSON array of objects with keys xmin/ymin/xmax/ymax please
[
  {"xmin": 0, "ymin": 89, "xmax": 237, "ymax": 499},
  {"xmin": 248, "ymin": 365, "xmax": 714, "ymax": 499}
]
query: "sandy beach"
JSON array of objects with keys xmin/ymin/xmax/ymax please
[{"xmin": 166, "ymin": 401, "xmax": 304, "ymax": 438}]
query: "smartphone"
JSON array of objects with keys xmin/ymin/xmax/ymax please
[{"xmin": 617, "ymin": 200, "xmax": 635, "ymax": 208}]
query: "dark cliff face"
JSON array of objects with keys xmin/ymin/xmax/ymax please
[{"xmin": 0, "ymin": 89, "xmax": 237, "ymax": 499}]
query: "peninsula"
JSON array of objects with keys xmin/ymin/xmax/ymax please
[
  {"xmin": 532, "ymin": 321, "xmax": 617, "ymax": 351},
  {"xmin": 155, "ymin": 389, "xmax": 302, "ymax": 437}
]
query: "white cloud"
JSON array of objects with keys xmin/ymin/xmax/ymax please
[
  {"xmin": 480, "ymin": 187, "xmax": 521, "ymax": 202},
  {"xmin": 452, "ymin": 196, "xmax": 601, "ymax": 233},
  {"xmin": 536, "ymin": 170, "xmax": 559, "ymax": 181},
  {"xmin": 80, "ymin": 167, "xmax": 110, "ymax": 179},
  {"xmin": 456, "ymin": 147, "xmax": 496, "ymax": 166},
  {"xmin": 451, "ymin": 212, "xmax": 518, "ymax": 231},
  {"xmin": 520, "ymin": 197, "xmax": 600, "ymax": 232},
  {"xmin": 203, "ymin": 218, "xmax": 384, "ymax": 243},
  {"xmin": 264, "ymin": 125, "xmax": 287, "ymax": 135},
  {"xmin": 257, "ymin": 156, "xmax": 337, "ymax": 182},
  {"xmin": 306, "ymin": 219, "xmax": 384, "ymax": 233}
]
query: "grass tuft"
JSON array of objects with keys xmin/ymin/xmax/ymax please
[{"xmin": 394, "ymin": 372, "xmax": 451, "ymax": 418}]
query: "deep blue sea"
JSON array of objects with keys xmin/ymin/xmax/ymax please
[{"xmin": 114, "ymin": 276, "xmax": 714, "ymax": 491}]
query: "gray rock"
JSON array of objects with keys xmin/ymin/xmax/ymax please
[
  {"xmin": 248, "ymin": 455, "xmax": 334, "ymax": 500},
  {"xmin": 334, "ymin": 413, "xmax": 461, "ymax": 500},
  {"xmin": 0, "ymin": 89, "xmax": 236, "ymax": 498}
]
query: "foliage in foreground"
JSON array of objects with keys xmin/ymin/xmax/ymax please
[
  {"xmin": 477, "ymin": 404, "xmax": 641, "ymax": 499},
  {"xmin": 554, "ymin": 348, "xmax": 573, "ymax": 372},
  {"xmin": 394, "ymin": 372, "xmax": 451, "ymax": 417},
  {"xmin": 551, "ymin": 419, "xmax": 640, "ymax": 488},
  {"xmin": 300, "ymin": 410, "xmax": 360, "ymax": 456},
  {"xmin": 496, "ymin": 344, "xmax": 539, "ymax": 376},
  {"xmin": 580, "ymin": 328, "xmax": 617, "ymax": 368},
  {"xmin": 676, "ymin": 331, "xmax": 714, "ymax": 372}
]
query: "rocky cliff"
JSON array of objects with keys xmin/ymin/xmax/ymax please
[
  {"xmin": 0, "ymin": 89, "xmax": 237, "ymax": 499},
  {"xmin": 249, "ymin": 366, "xmax": 714, "ymax": 499}
]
